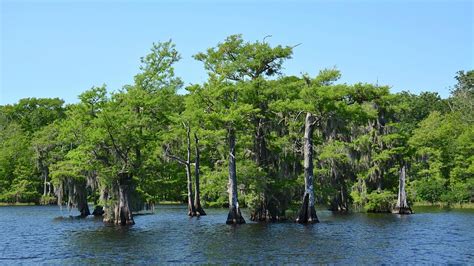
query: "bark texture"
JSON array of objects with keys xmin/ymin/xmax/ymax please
[
  {"xmin": 393, "ymin": 164, "xmax": 413, "ymax": 214},
  {"xmin": 226, "ymin": 128, "xmax": 245, "ymax": 224},
  {"xmin": 296, "ymin": 113, "xmax": 319, "ymax": 224},
  {"xmin": 104, "ymin": 172, "xmax": 135, "ymax": 225}
]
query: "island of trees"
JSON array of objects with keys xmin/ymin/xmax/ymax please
[{"xmin": 0, "ymin": 35, "xmax": 472, "ymax": 225}]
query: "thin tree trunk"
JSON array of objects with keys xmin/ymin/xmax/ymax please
[
  {"xmin": 43, "ymin": 168, "xmax": 48, "ymax": 197},
  {"xmin": 226, "ymin": 128, "xmax": 245, "ymax": 224},
  {"xmin": 164, "ymin": 123, "xmax": 197, "ymax": 217},
  {"xmin": 254, "ymin": 119, "xmax": 267, "ymax": 167},
  {"xmin": 185, "ymin": 125, "xmax": 196, "ymax": 216},
  {"xmin": 296, "ymin": 113, "xmax": 319, "ymax": 224},
  {"xmin": 393, "ymin": 164, "xmax": 413, "ymax": 214},
  {"xmin": 185, "ymin": 162, "xmax": 196, "ymax": 216},
  {"xmin": 194, "ymin": 133, "xmax": 206, "ymax": 216}
]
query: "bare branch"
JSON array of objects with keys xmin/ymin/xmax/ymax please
[{"xmin": 164, "ymin": 144, "xmax": 188, "ymax": 166}]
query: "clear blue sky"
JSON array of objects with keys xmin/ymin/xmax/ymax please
[{"xmin": 1, "ymin": 0, "xmax": 473, "ymax": 104}]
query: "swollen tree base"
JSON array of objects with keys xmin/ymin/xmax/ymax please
[
  {"xmin": 78, "ymin": 204, "xmax": 90, "ymax": 217},
  {"xmin": 103, "ymin": 201, "xmax": 135, "ymax": 225},
  {"xmin": 251, "ymin": 209, "xmax": 273, "ymax": 222},
  {"xmin": 195, "ymin": 205, "xmax": 206, "ymax": 216},
  {"xmin": 328, "ymin": 198, "xmax": 349, "ymax": 213},
  {"xmin": 76, "ymin": 180, "xmax": 90, "ymax": 217},
  {"xmin": 103, "ymin": 173, "xmax": 135, "ymax": 225},
  {"xmin": 226, "ymin": 206, "xmax": 245, "ymax": 224},
  {"xmin": 296, "ymin": 194, "xmax": 319, "ymax": 224},
  {"xmin": 188, "ymin": 207, "xmax": 196, "ymax": 217},
  {"xmin": 393, "ymin": 164, "xmax": 412, "ymax": 215},
  {"xmin": 250, "ymin": 203, "xmax": 285, "ymax": 222},
  {"xmin": 392, "ymin": 206, "xmax": 413, "ymax": 214},
  {"xmin": 251, "ymin": 213, "xmax": 283, "ymax": 222},
  {"xmin": 92, "ymin": 205, "xmax": 105, "ymax": 216}
]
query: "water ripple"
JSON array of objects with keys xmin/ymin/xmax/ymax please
[{"xmin": 0, "ymin": 205, "xmax": 473, "ymax": 264}]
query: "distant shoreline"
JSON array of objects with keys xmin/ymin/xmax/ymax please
[{"xmin": 413, "ymin": 202, "xmax": 474, "ymax": 209}]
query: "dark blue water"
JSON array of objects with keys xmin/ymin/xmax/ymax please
[{"xmin": 0, "ymin": 205, "xmax": 473, "ymax": 264}]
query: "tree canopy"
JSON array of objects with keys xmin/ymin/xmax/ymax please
[{"xmin": 1, "ymin": 36, "xmax": 472, "ymax": 224}]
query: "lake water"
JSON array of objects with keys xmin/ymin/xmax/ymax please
[{"xmin": 0, "ymin": 205, "xmax": 473, "ymax": 264}]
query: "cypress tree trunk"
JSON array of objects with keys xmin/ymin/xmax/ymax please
[
  {"xmin": 185, "ymin": 126, "xmax": 196, "ymax": 216},
  {"xmin": 186, "ymin": 163, "xmax": 196, "ymax": 216},
  {"xmin": 55, "ymin": 178, "xmax": 90, "ymax": 217},
  {"xmin": 194, "ymin": 133, "xmax": 206, "ymax": 216},
  {"xmin": 329, "ymin": 171, "xmax": 349, "ymax": 212},
  {"xmin": 393, "ymin": 164, "xmax": 413, "ymax": 214},
  {"xmin": 296, "ymin": 113, "xmax": 319, "ymax": 224},
  {"xmin": 116, "ymin": 172, "xmax": 135, "ymax": 225},
  {"xmin": 226, "ymin": 128, "xmax": 245, "ymax": 224},
  {"xmin": 250, "ymin": 117, "xmax": 280, "ymax": 222},
  {"xmin": 92, "ymin": 187, "xmax": 106, "ymax": 216},
  {"xmin": 42, "ymin": 168, "xmax": 49, "ymax": 197},
  {"xmin": 75, "ymin": 180, "xmax": 90, "ymax": 217},
  {"xmin": 164, "ymin": 123, "xmax": 198, "ymax": 217},
  {"xmin": 250, "ymin": 120, "xmax": 266, "ymax": 221},
  {"xmin": 104, "ymin": 172, "xmax": 135, "ymax": 225}
]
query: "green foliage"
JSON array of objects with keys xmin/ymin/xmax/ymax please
[
  {"xmin": 411, "ymin": 177, "xmax": 446, "ymax": 203},
  {"xmin": 0, "ymin": 35, "xmax": 472, "ymax": 216},
  {"xmin": 449, "ymin": 70, "xmax": 474, "ymax": 122},
  {"xmin": 0, "ymin": 179, "xmax": 41, "ymax": 203},
  {"xmin": 365, "ymin": 190, "xmax": 396, "ymax": 213}
]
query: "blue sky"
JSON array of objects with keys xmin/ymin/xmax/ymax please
[{"xmin": 1, "ymin": 0, "xmax": 473, "ymax": 104}]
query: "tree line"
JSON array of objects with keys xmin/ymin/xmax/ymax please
[{"xmin": 0, "ymin": 35, "xmax": 472, "ymax": 225}]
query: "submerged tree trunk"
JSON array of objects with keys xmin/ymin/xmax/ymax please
[
  {"xmin": 55, "ymin": 177, "xmax": 90, "ymax": 217},
  {"xmin": 194, "ymin": 133, "xmax": 206, "ymax": 216},
  {"xmin": 104, "ymin": 172, "xmax": 135, "ymax": 225},
  {"xmin": 92, "ymin": 186, "xmax": 106, "ymax": 216},
  {"xmin": 226, "ymin": 128, "xmax": 245, "ymax": 224},
  {"xmin": 75, "ymin": 180, "xmax": 90, "ymax": 217},
  {"xmin": 296, "ymin": 113, "xmax": 319, "ymax": 224},
  {"xmin": 393, "ymin": 164, "xmax": 413, "ymax": 214},
  {"xmin": 329, "ymin": 167, "xmax": 349, "ymax": 212}
]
